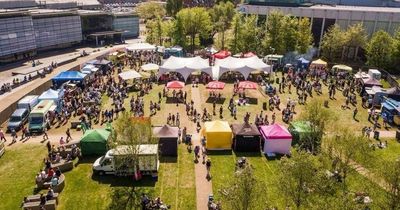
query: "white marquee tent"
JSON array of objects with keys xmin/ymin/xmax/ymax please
[
  {"xmin": 81, "ymin": 64, "xmax": 99, "ymax": 74},
  {"xmin": 215, "ymin": 56, "xmax": 272, "ymax": 79},
  {"xmin": 159, "ymin": 56, "xmax": 212, "ymax": 80},
  {"xmin": 119, "ymin": 70, "xmax": 142, "ymax": 80},
  {"xmin": 126, "ymin": 43, "xmax": 157, "ymax": 51}
]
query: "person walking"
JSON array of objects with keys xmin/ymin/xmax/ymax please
[
  {"xmin": 11, "ymin": 129, "xmax": 17, "ymax": 143},
  {"xmin": 0, "ymin": 129, "xmax": 6, "ymax": 142},
  {"xmin": 353, "ymin": 107, "xmax": 358, "ymax": 120},
  {"xmin": 206, "ymin": 158, "xmax": 212, "ymax": 180},
  {"xmin": 43, "ymin": 128, "xmax": 49, "ymax": 141},
  {"xmin": 66, "ymin": 128, "xmax": 72, "ymax": 143}
]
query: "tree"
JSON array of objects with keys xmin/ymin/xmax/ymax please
[
  {"xmin": 381, "ymin": 159, "xmax": 400, "ymax": 210},
  {"xmin": 320, "ymin": 24, "xmax": 346, "ymax": 62},
  {"xmin": 281, "ymin": 16, "xmax": 298, "ymax": 53},
  {"xmin": 220, "ymin": 165, "xmax": 268, "ymax": 210},
  {"xmin": 172, "ymin": 16, "xmax": 186, "ymax": 48},
  {"xmin": 136, "ymin": 2, "xmax": 166, "ymax": 21},
  {"xmin": 342, "ymin": 23, "xmax": 367, "ymax": 61},
  {"xmin": 324, "ymin": 127, "xmax": 372, "ymax": 193},
  {"xmin": 299, "ymin": 100, "xmax": 334, "ymax": 154},
  {"xmin": 166, "ymin": 0, "xmax": 182, "ymax": 17},
  {"xmin": 278, "ymin": 150, "xmax": 320, "ymax": 209},
  {"xmin": 296, "ymin": 17, "xmax": 313, "ymax": 54},
  {"xmin": 210, "ymin": 1, "xmax": 236, "ymax": 49},
  {"xmin": 228, "ymin": 13, "xmax": 243, "ymax": 54},
  {"xmin": 240, "ymin": 15, "xmax": 261, "ymax": 53},
  {"xmin": 264, "ymin": 10, "xmax": 285, "ymax": 54},
  {"xmin": 366, "ymin": 30, "xmax": 395, "ymax": 69},
  {"xmin": 145, "ymin": 17, "xmax": 163, "ymax": 46},
  {"xmin": 176, "ymin": 7, "xmax": 212, "ymax": 53}
]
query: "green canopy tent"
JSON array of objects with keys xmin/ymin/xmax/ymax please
[
  {"xmin": 288, "ymin": 121, "xmax": 312, "ymax": 145},
  {"xmin": 80, "ymin": 129, "xmax": 111, "ymax": 156}
]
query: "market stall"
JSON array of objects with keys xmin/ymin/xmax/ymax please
[
  {"xmin": 80, "ymin": 129, "xmax": 111, "ymax": 156},
  {"xmin": 297, "ymin": 57, "xmax": 310, "ymax": 70},
  {"xmin": 158, "ymin": 56, "xmax": 212, "ymax": 80},
  {"xmin": 52, "ymin": 71, "xmax": 87, "ymax": 87},
  {"xmin": 288, "ymin": 121, "xmax": 312, "ymax": 146},
  {"xmin": 213, "ymin": 50, "xmax": 231, "ymax": 59},
  {"xmin": 153, "ymin": 125, "xmax": 179, "ymax": 156},
  {"xmin": 259, "ymin": 124, "xmax": 292, "ymax": 156},
  {"xmin": 232, "ymin": 123, "xmax": 261, "ymax": 152},
  {"xmin": 310, "ymin": 59, "xmax": 327, "ymax": 70},
  {"xmin": 202, "ymin": 120, "xmax": 233, "ymax": 150},
  {"xmin": 215, "ymin": 56, "xmax": 271, "ymax": 79}
]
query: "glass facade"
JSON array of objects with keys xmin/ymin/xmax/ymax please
[
  {"xmin": 113, "ymin": 16, "xmax": 139, "ymax": 37},
  {"xmin": 0, "ymin": 16, "xmax": 36, "ymax": 57},
  {"xmin": 33, "ymin": 15, "xmax": 82, "ymax": 49}
]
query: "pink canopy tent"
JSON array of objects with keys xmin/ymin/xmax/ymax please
[
  {"xmin": 259, "ymin": 124, "xmax": 292, "ymax": 155},
  {"xmin": 213, "ymin": 50, "xmax": 231, "ymax": 59}
]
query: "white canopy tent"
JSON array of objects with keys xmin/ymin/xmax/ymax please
[
  {"xmin": 215, "ymin": 56, "xmax": 271, "ymax": 79},
  {"xmin": 119, "ymin": 70, "xmax": 142, "ymax": 80},
  {"xmin": 126, "ymin": 43, "xmax": 156, "ymax": 51},
  {"xmin": 141, "ymin": 63, "xmax": 159, "ymax": 71},
  {"xmin": 158, "ymin": 56, "xmax": 212, "ymax": 80},
  {"xmin": 81, "ymin": 64, "xmax": 99, "ymax": 74}
]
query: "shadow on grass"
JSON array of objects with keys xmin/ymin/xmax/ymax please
[
  {"xmin": 75, "ymin": 156, "xmax": 98, "ymax": 166},
  {"xmin": 207, "ymin": 150, "xmax": 233, "ymax": 156},
  {"xmin": 91, "ymin": 174, "xmax": 157, "ymax": 187},
  {"xmin": 160, "ymin": 156, "xmax": 177, "ymax": 163},
  {"xmin": 264, "ymin": 154, "xmax": 287, "ymax": 161},
  {"xmin": 205, "ymin": 97, "xmax": 226, "ymax": 104},
  {"xmin": 234, "ymin": 152, "xmax": 263, "ymax": 157}
]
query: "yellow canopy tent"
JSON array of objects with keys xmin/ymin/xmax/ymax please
[
  {"xmin": 203, "ymin": 120, "xmax": 233, "ymax": 150},
  {"xmin": 332, "ymin": 64, "xmax": 352, "ymax": 72},
  {"xmin": 310, "ymin": 59, "xmax": 327, "ymax": 69}
]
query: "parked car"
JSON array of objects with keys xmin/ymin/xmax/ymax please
[{"xmin": 7, "ymin": 108, "xmax": 29, "ymax": 132}]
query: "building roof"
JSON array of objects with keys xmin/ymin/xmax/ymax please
[{"xmin": 309, "ymin": 4, "xmax": 400, "ymax": 13}]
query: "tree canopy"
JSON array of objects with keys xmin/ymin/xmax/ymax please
[
  {"xmin": 366, "ymin": 30, "xmax": 396, "ymax": 69},
  {"xmin": 136, "ymin": 2, "xmax": 166, "ymax": 20}
]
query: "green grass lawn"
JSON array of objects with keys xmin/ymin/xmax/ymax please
[
  {"xmin": 209, "ymin": 151, "xmax": 388, "ymax": 209},
  {"xmin": 0, "ymin": 144, "xmax": 46, "ymax": 210}
]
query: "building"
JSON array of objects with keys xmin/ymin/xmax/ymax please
[
  {"xmin": 240, "ymin": 0, "xmax": 400, "ymax": 49},
  {"xmin": 0, "ymin": 7, "xmax": 139, "ymax": 63}
]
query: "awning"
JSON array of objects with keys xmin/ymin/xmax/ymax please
[{"xmin": 118, "ymin": 70, "xmax": 142, "ymax": 80}]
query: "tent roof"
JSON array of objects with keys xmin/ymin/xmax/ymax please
[
  {"xmin": 159, "ymin": 56, "xmax": 212, "ymax": 80},
  {"xmin": 80, "ymin": 129, "xmax": 111, "ymax": 143},
  {"xmin": 126, "ymin": 43, "xmax": 156, "ymax": 51},
  {"xmin": 153, "ymin": 125, "xmax": 179, "ymax": 138},
  {"xmin": 332, "ymin": 64, "xmax": 352, "ymax": 71},
  {"xmin": 141, "ymin": 63, "xmax": 159, "ymax": 71},
  {"xmin": 260, "ymin": 124, "xmax": 292, "ymax": 140},
  {"xmin": 53, "ymin": 71, "xmax": 87, "ymax": 81},
  {"xmin": 297, "ymin": 57, "xmax": 310, "ymax": 64},
  {"xmin": 204, "ymin": 120, "xmax": 232, "ymax": 133},
  {"xmin": 213, "ymin": 50, "xmax": 231, "ymax": 59},
  {"xmin": 39, "ymin": 89, "xmax": 61, "ymax": 100},
  {"xmin": 311, "ymin": 59, "xmax": 327, "ymax": 66},
  {"xmin": 232, "ymin": 123, "xmax": 260, "ymax": 136},
  {"xmin": 215, "ymin": 56, "xmax": 272, "ymax": 78},
  {"xmin": 119, "ymin": 70, "xmax": 142, "ymax": 80},
  {"xmin": 290, "ymin": 121, "xmax": 312, "ymax": 133},
  {"xmin": 363, "ymin": 78, "xmax": 382, "ymax": 86},
  {"xmin": 82, "ymin": 64, "xmax": 99, "ymax": 72}
]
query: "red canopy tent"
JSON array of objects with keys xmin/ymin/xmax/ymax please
[
  {"xmin": 213, "ymin": 50, "xmax": 231, "ymax": 59},
  {"xmin": 242, "ymin": 52, "xmax": 256, "ymax": 58},
  {"xmin": 206, "ymin": 81, "xmax": 226, "ymax": 89},
  {"xmin": 238, "ymin": 81, "xmax": 258, "ymax": 90},
  {"xmin": 166, "ymin": 81, "xmax": 185, "ymax": 89}
]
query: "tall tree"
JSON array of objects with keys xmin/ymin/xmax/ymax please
[
  {"xmin": 210, "ymin": 1, "xmax": 236, "ymax": 50},
  {"xmin": 264, "ymin": 10, "xmax": 285, "ymax": 54},
  {"xmin": 145, "ymin": 17, "xmax": 163, "ymax": 46},
  {"xmin": 166, "ymin": 0, "xmax": 182, "ymax": 17},
  {"xmin": 278, "ymin": 150, "xmax": 320, "ymax": 209},
  {"xmin": 240, "ymin": 15, "xmax": 260, "ymax": 53},
  {"xmin": 172, "ymin": 16, "xmax": 186, "ymax": 48},
  {"xmin": 220, "ymin": 165, "xmax": 268, "ymax": 210},
  {"xmin": 299, "ymin": 100, "xmax": 334, "ymax": 154},
  {"xmin": 176, "ymin": 7, "xmax": 212, "ymax": 53},
  {"xmin": 297, "ymin": 17, "xmax": 313, "ymax": 54},
  {"xmin": 325, "ymin": 127, "xmax": 372, "ymax": 193},
  {"xmin": 136, "ymin": 2, "xmax": 166, "ymax": 21},
  {"xmin": 281, "ymin": 16, "xmax": 298, "ymax": 53},
  {"xmin": 320, "ymin": 24, "xmax": 346, "ymax": 62},
  {"xmin": 366, "ymin": 30, "xmax": 395, "ymax": 69},
  {"xmin": 342, "ymin": 23, "xmax": 367, "ymax": 61},
  {"xmin": 228, "ymin": 13, "xmax": 243, "ymax": 54}
]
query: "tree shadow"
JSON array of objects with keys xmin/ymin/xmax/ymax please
[{"xmin": 159, "ymin": 156, "xmax": 177, "ymax": 163}]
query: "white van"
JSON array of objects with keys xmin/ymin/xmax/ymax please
[
  {"xmin": 93, "ymin": 144, "xmax": 159, "ymax": 176},
  {"xmin": 17, "ymin": 95, "xmax": 39, "ymax": 112}
]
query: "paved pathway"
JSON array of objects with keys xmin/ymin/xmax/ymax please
[{"xmin": 191, "ymin": 86, "xmax": 213, "ymax": 210}]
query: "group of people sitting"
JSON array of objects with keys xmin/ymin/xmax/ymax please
[{"xmin": 141, "ymin": 194, "xmax": 170, "ymax": 210}]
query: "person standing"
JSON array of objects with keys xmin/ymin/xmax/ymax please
[
  {"xmin": 43, "ymin": 128, "xmax": 49, "ymax": 141},
  {"xmin": 11, "ymin": 129, "xmax": 17, "ymax": 143},
  {"xmin": 206, "ymin": 158, "xmax": 212, "ymax": 180},
  {"xmin": 0, "ymin": 129, "xmax": 6, "ymax": 142}
]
